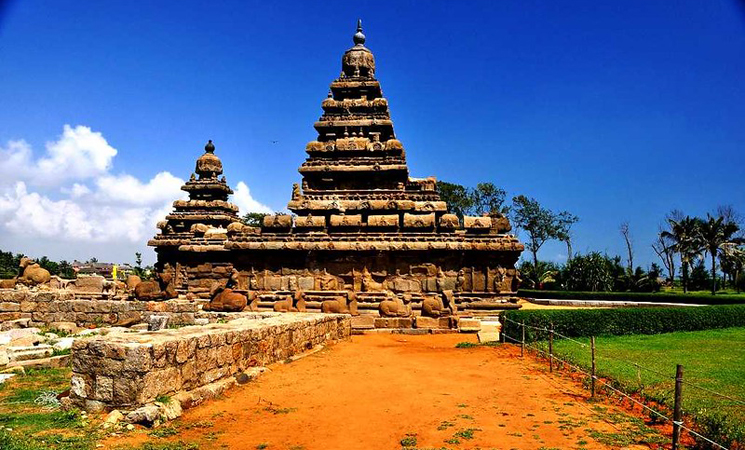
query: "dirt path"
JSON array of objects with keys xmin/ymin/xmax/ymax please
[{"xmin": 106, "ymin": 333, "xmax": 667, "ymax": 450}]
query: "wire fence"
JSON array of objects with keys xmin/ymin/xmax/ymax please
[{"xmin": 501, "ymin": 316, "xmax": 743, "ymax": 450}]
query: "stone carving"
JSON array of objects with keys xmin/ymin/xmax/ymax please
[
  {"xmin": 321, "ymin": 292, "xmax": 358, "ymax": 315},
  {"xmin": 361, "ymin": 267, "xmax": 384, "ymax": 292},
  {"xmin": 422, "ymin": 290, "xmax": 457, "ymax": 317},
  {"xmin": 263, "ymin": 214, "xmax": 293, "ymax": 228},
  {"xmin": 403, "ymin": 213, "xmax": 435, "ymax": 228},
  {"xmin": 463, "ymin": 216, "xmax": 492, "ymax": 229},
  {"xmin": 439, "ymin": 214, "xmax": 459, "ymax": 229},
  {"xmin": 133, "ymin": 271, "xmax": 176, "ymax": 301},
  {"xmin": 126, "ymin": 275, "xmax": 142, "ymax": 291},
  {"xmin": 367, "ymin": 214, "xmax": 398, "ymax": 227},
  {"xmin": 379, "ymin": 292, "xmax": 412, "ymax": 317},
  {"xmin": 0, "ymin": 279, "xmax": 17, "ymax": 289},
  {"xmin": 147, "ymin": 23, "xmax": 525, "ymax": 320},
  {"xmin": 204, "ymin": 288, "xmax": 247, "ymax": 312},
  {"xmin": 18, "ymin": 257, "xmax": 51, "ymax": 286},
  {"xmin": 330, "ymin": 214, "xmax": 362, "ymax": 227},
  {"xmin": 273, "ymin": 291, "xmax": 307, "ymax": 313}
]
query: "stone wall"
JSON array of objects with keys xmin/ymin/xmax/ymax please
[
  {"xmin": 0, "ymin": 289, "xmax": 206, "ymax": 328},
  {"xmin": 69, "ymin": 312, "xmax": 350, "ymax": 412}
]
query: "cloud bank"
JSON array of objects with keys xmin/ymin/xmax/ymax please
[{"xmin": 0, "ymin": 125, "xmax": 271, "ymax": 264}]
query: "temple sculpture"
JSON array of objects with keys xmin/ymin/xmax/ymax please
[{"xmin": 149, "ymin": 21, "xmax": 524, "ymax": 326}]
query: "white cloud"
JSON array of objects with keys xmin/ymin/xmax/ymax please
[
  {"xmin": 232, "ymin": 181, "xmax": 273, "ymax": 215},
  {"xmin": 0, "ymin": 125, "xmax": 271, "ymax": 264}
]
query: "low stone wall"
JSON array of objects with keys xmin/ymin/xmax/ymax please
[
  {"xmin": 69, "ymin": 312, "xmax": 350, "ymax": 412},
  {"xmin": 0, "ymin": 289, "xmax": 207, "ymax": 328}
]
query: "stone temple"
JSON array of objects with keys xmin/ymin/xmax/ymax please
[{"xmin": 149, "ymin": 22, "xmax": 524, "ymax": 326}]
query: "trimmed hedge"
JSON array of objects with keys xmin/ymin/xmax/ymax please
[
  {"xmin": 518, "ymin": 289, "xmax": 745, "ymax": 305},
  {"xmin": 502, "ymin": 305, "xmax": 745, "ymax": 341}
]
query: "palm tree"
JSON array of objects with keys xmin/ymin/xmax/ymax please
[
  {"xmin": 698, "ymin": 215, "xmax": 741, "ymax": 294},
  {"xmin": 720, "ymin": 243, "xmax": 745, "ymax": 292},
  {"xmin": 661, "ymin": 216, "xmax": 703, "ymax": 293}
]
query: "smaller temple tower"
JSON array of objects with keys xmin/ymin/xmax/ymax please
[{"xmin": 149, "ymin": 141, "xmax": 240, "ymax": 296}]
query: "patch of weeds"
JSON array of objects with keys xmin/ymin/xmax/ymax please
[
  {"xmin": 455, "ymin": 342, "xmax": 478, "ymax": 348},
  {"xmin": 400, "ymin": 433, "xmax": 417, "ymax": 447},
  {"xmin": 542, "ymin": 420, "xmax": 553, "ymax": 424},
  {"xmin": 437, "ymin": 420, "xmax": 455, "ymax": 430},
  {"xmin": 255, "ymin": 444, "xmax": 268, "ymax": 450},
  {"xmin": 453, "ymin": 428, "xmax": 479, "ymax": 440},
  {"xmin": 445, "ymin": 437, "xmax": 460, "ymax": 444},
  {"xmin": 120, "ymin": 443, "xmax": 200, "ymax": 450},
  {"xmin": 149, "ymin": 426, "xmax": 179, "ymax": 438},
  {"xmin": 577, "ymin": 439, "xmax": 588, "ymax": 446},
  {"xmin": 0, "ymin": 409, "xmax": 81, "ymax": 433},
  {"xmin": 456, "ymin": 403, "xmax": 468, "ymax": 408},
  {"xmin": 458, "ymin": 414, "xmax": 473, "ymax": 420},
  {"xmin": 263, "ymin": 406, "xmax": 297, "ymax": 415},
  {"xmin": 203, "ymin": 431, "xmax": 223, "ymax": 441},
  {"xmin": 0, "ymin": 428, "xmax": 98, "ymax": 450},
  {"xmin": 155, "ymin": 394, "xmax": 172, "ymax": 404},
  {"xmin": 184, "ymin": 420, "xmax": 214, "ymax": 429},
  {"xmin": 507, "ymin": 432, "xmax": 523, "ymax": 437},
  {"xmin": 526, "ymin": 413, "xmax": 535, "ymax": 417},
  {"xmin": 52, "ymin": 348, "xmax": 71, "ymax": 357}
]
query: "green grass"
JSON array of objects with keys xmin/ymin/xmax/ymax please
[
  {"xmin": 546, "ymin": 327, "xmax": 745, "ymax": 448},
  {"xmin": 0, "ymin": 367, "xmax": 102, "ymax": 450}
]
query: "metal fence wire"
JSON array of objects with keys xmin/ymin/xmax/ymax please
[{"xmin": 501, "ymin": 317, "xmax": 740, "ymax": 450}]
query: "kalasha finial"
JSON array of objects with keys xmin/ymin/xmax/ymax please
[
  {"xmin": 353, "ymin": 19, "xmax": 365, "ymax": 46},
  {"xmin": 205, "ymin": 140, "xmax": 215, "ymax": 153}
]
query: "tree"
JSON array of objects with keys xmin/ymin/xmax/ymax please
[
  {"xmin": 619, "ymin": 222, "xmax": 633, "ymax": 272},
  {"xmin": 436, "ymin": 181, "xmax": 474, "ymax": 219},
  {"xmin": 556, "ymin": 212, "xmax": 578, "ymax": 261},
  {"xmin": 471, "ymin": 183, "xmax": 508, "ymax": 216},
  {"xmin": 698, "ymin": 214, "xmax": 740, "ymax": 294},
  {"xmin": 242, "ymin": 212, "xmax": 269, "ymax": 227},
  {"xmin": 661, "ymin": 215, "xmax": 703, "ymax": 293},
  {"xmin": 720, "ymin": 243, "xmax": 745, "ymax": 292},
  {"xmin": 511, "ymin": 195, "xmax": 578, "ymax": 281},
  {"xmin": 652, "ymin": 229, "xmax": 676, "ymax": 283}
]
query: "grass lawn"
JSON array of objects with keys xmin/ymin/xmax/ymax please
[
  {"xmin": 543, "ymin": 327, "xmax": 745, "ymax": 447},
  {"xmin": 0, "ymin": 367, "xmax": 98, "ymax": 450}
]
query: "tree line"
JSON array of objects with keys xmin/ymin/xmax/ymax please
[
  {"xmin": 436, "ymin": 181, "xmax": 744, "ymax": 295},
  {"xmin": 0, "ymin": 250, "xmax": 75, "ymax": 279}
]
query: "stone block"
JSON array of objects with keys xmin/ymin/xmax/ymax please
[
  {"xmin": 458, "ymin": 318, "xmax": 481, "ymax": 333},
  {"xmin": 350, "ymin": 315, "xmax": 375, "ymax": 329},
  {"xmin": 374, "ymin": 317, "xmax": 413, "ymax": 329},
  {"xmin": 72, "ymin": 276, "xmax": 105, "ymax": 293},
  {"xmin": 414, "ymin": 316, "xmax": 439, "ymax": 329}
]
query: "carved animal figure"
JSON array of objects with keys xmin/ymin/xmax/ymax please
[
  {"xmin": 126, "ymin": 275, "xmax": 142, "ymax": 291},
  {"xmin": 378, "ymin": 292, "xmax": 412, "ymax": 317},
  {"xmin": 421, "ymin": 295, "xmax": 448, "ymax": 318},
  {"xmin": 134, "ymin": 280, "xmax": 163, "ymax": 301},
  {"xmin": 321, "ymin": 292, "xmax": 359, "ymax": 315},
  {"xmin": 246, "ymin": 291, "xmax": 260, "ymax": 312},
  {"xmin": 102, "ymin": 280, "xmax": 117, "ymax": 294},
  {"xmin": 18, "ymin": 257, "xmax": 51, "ymax": 286},
  {"xmin": 204, "ymin": 288, "xmax": 247, "ymax": 312},
  {"xmin": 273, "ymin": 291, "xmax": 307, "ymax": 312},
  {"xmin": 0, "ymin": 278, "xmax": 17, "ymax": 289},
  {"xmin": 190, "ymin": 223, "xmax": 210, "ymax": 235},
  {"xmin": 361, "ymin": 267, "xmax": 384, "ymax": 292}
]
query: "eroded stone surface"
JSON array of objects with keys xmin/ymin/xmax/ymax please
[{"xmin": 70, "ymin": 312, "xmax": 350, "ymax": 412}]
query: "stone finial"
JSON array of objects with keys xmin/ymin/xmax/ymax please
[
  {"xmin": 205, "ymin": 140, "xmax": 215, "ymax": 153},
  {"xmin": 353, "ymin": 19, "xmax": 365, "ymax": 46}
]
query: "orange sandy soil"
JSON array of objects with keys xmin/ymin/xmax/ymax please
[{"xmin": 103, "ymin": 333, "xmax": 668, "ymax": 450}]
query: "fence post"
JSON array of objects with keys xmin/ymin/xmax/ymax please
[
  {"xmin": 549, "ymin": 324, "xmax": 554, "ymax": 373},
  {"xmin": 672, "ymin": 364, "xmax": 684, "ymax": 450},
  {"xmin": 590, "ymin": 336, "xmax": 596, "ymax": 398},
  {"xmin": 520, "ymin": 320, "xmax": 525, "ymax": 358}
]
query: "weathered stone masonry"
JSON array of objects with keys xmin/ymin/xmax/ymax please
[
  {"xmin": 69, "ymin": 313, "xmax": 350, "ymax": 412},
  {"xmin": 0, "ymin": 289, "xmax": 205, "ymax": 328}
]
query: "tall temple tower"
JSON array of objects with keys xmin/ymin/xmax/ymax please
[{"xmin": 151, "ymin": 22, "xmax": 524, "ymax": 322}]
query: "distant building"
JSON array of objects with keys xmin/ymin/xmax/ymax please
[{"xmin": 71, "ymin": 261, "xmax": 135, "ymax": 280}]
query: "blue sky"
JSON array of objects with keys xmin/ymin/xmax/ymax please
[{"xmin": 0, "ymin": 0, "xmax": 743, "ymax": 266}]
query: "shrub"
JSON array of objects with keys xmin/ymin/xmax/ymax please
[
  {"xmin": 502, "ymin": 305, "xmax": 745, "ymax": 341},
  {"xmin": 518, "ymin": 289, "xmax": 745, "ymax": 305}
]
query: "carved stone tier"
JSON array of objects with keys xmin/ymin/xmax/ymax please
[{"xmin": 149, "ymin": 22, "xmax": 525, "ymax": 324}]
